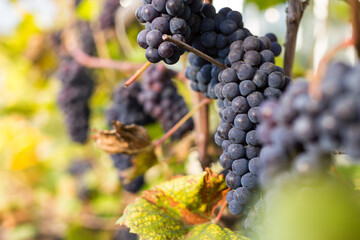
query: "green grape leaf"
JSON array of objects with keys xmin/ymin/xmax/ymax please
[
  {"xmin": 117, "ymin": 169, "xmax": 234, "ymax": 240},
  {"xmin": 245, "ymin": 0, "xmax": 287, "ymax": 10},
  {"xmin": 186, "ymin": 223, "xmax": 247, "ymax": 240}
]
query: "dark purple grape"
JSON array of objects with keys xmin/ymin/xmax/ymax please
[
  {"xmin": 169, "ymin": 17, "xmax": 187, "ymax": 34},
  {"xmin": 232, "ymin": 158, "xmax": 249, "ymax": 175},
  {"xmin": 151, "ymin": 17, "xmax": 170, "ymax": 33},
  {"xmin": 229, "ymin": 200, "xmax": 243, "ymax": 215},
  {"xmin": 234, "ymin": 114, "xmax": 253, "ymax": 131},
  {"xmin": 141, "ymin": 4, "xmax": 160, "ymax": 22},
  {"xmin": 232, "ymin": 96, "xmax": 249, "ymax": 113},
  {"xmin": 219, "ymin": 19, "xmax": 238, "ymax": 35},
  {"xmin": 271, "ymin": 42, "xmax": 282, "ymax": 56},
  {"xmin": 145, "ymin": 47, "xmax": 162, "ymax": 63},
  {"xmin": 228, "ymin": 144, "xmax": 245, "ymax": 159},
  {"xmin": 226, "ymin": 171, "xmax": 241, "ymax": 189},
  {"xmin": 237, "ymin": 64, "xmax": 254, "ymax": 80},
  {"xmin": 244, "ymin": 36, "xmax": 260, "ymax": 52},
  {"xmin": 166, "ymin": 0, "xmax": 185, "ymax": 16},
  {"xmin": 247, "ymin": 91, "xmax": 264, "ymax": 107},
  {"xmin": 146, "ymin": 29, "xmax": 163, "ymax": 48},
  {"xmin": 244, "ymin": 50, "xmax": 262, "ymax": 67},
  {"xmin": 268, "ymin": 71, "xmax": 285, "ymax": 89},
  {"xmin": 158, "ymin": 42, "xmax": 174, "ymax": 58},
  {"xmin": 239, "ymin": 80, "xmax": 256, "ymax": 96},
  {"xmin": 152, "ymin": 0, "xmax": 166, "ymax": 13},
  {"xmin": 228, "ymin": 127, "xmax": 246, "ymax": 144},
  {"xmin": 222, "ymin": 82, "xmax": 240, "ymax": 100},
  {"xmin": 234, "ymin": 187, "xmax": 251, "ymax": 204},
  {"xmin": 241, "ymin": 172, "xmax": 256, "ymax": 190},
  {"xmin": 137, "ymin": 29, "xmax": 150, "ymax": 49}
]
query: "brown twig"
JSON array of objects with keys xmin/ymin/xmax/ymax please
[
  {"xmin": 191, "ymin": 91, "xmax": 211, "ymax": 170},
  {"xmin": 123, "ymin": 62, "xmax": 152, "ymax": 87},
  {"xmin": 214, "ymin": 201, "xmax": 228, "ymax": 223},
  {"xmin": 154, "ymin": 98, "xmax": 212, "ymax": 147},
  {"xmin": 64, "ymin": 29, "xmax": 143, "ymax": 74},
  {"xmin": 350, "ymin": 0, "xmax": 360, "ymax": 58},
  {"xmin": 162, "ymin": 34, "xmax": 227, "ymax": 69},
  {"xmin": 283, "ymin": 0, "xmax": 310, "ymax": 77}
]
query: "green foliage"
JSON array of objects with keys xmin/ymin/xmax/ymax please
[
  {"xmin": 186, "ymin": 223, "xmax": 247, "ymax": 240},
  {"xmin": 118, "ymin": 170, "xmax": 244, "ymax": 240},
  {"xmin": 245, "ymin": 0, "xmax": 287, "ymax": 10}
]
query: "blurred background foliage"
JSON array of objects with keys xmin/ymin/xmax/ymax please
[{"xmin": 0, "ymin": 0, "xmax": 359, "ymax": 239}]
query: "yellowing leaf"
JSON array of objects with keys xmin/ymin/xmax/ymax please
[
  {"xmin": 92, "ymin": 121, "xmax": 152, "ymax": 155},
  {"xmin": 186, "ymin": 223, "xmax": 246, "ymax": 240},
  {"xmin": 118, "ymin": 198, "xmax": 186, "ymax": 240},
  {"xmin": 117, "ymin": 169, "xmax": 237, "ymax": 240}
]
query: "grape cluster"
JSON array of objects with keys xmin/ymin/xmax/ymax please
[
  {"xmin": 258, "ymin": 62, "xmax": 360, "ymax": 186},
  {"xmin": 76, "ymin": 21, "xmax": 96, "ymax": 55},
  {"xmin": 107, "ymin": 82, "xmax": 154, "ymax": 193},
  {"xmin": 214, "ymin": 35, "xmax": 290, "ymax": 215},
  {"xmin": 99, "ymin": 0, "xmax": 121, "ymax": 30},
  {"xmin": 185, "ymin": 5, "xmax": 248, "ymax": 98},
  {"xmin": 138, "ymin": 64, "xmax": 194, "ymax": 139},
  {"xmin": 57, "ymin": 59, "xmax": 95, "ymax": 143},
  {"xmin": 135, "ymin": 0, "xmax": 203, "ymax": 64},
  {"xmin": 185, "ymin": 5, "xmax": 283, "ymax": 99},
  {"xmin": 107, "ymin": 82, "xmax": 154, "ymax": 126},
  {"xmin": 111, "ymin": 154, "xmax": 146, "ymax": 193}
]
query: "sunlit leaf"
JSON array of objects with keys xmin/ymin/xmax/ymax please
[
  {"xmin": 117, "ymin": 169, "xmax": 233, "ymax": 240},
  {"xmin": 186, "ymin": 223, "xmax": 246, "ymax": 240}
]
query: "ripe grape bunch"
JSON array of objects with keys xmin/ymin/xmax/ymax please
[
  {"xmin": 258, "ymin": 62, "xmax": 360, "ymax": 186},
  {"xmin": 215, "ymin": 34, "xmax": 291, "ymax": 215},
  {"xmin": 185, "ymin": 4, "xmax": 282, "ymax": 99},
  {"xmin": 138, "ymin": 64, "xmax": 194, "ymax": 139},
  {"xmin": 99, "ymin": 0, "xmax": 121, "ymax": 30},
  {"xmin": 57, "ymin": 59, "xmax": 95, "ymax": 144},
  {"xmin": 107, "ymin": 82, "xmax": 155, "ymax": 193},
  {"xmin": 136, "ymin": 0, "xmax": 203, "ymax": 64}
]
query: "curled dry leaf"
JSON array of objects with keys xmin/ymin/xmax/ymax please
[{"xmin": 91, "ymin": 121, "xmax": 152, "ymax": 155}]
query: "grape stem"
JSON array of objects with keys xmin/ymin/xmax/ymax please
[
  {"xmin": 191, "ymin": 91, "xmax": 211, "ymax": 169},
  {"xmin": 283, "ymin": 0, "xmax": 310, "ymax": 77},
  {"xmin": 162, "ymin": 34, "xmax": 227, "ymax": 70},
  {"xmin": 154, "ymin": 98, "xmax": 212, "ymax": 147},
  {"xmin": 350, "ymin": 0, "xmax": 360, "ymax": 58},
  {"xmin": 64, "ymin": 29, "xmax": 143, "ymax": 73},
  {"xmin": 123, "ymin": 62, "xmax": 152, "ymax": 87},
  {"xmin": 214, "ymin": 201, "xmax": 228, "ymax": 223}
]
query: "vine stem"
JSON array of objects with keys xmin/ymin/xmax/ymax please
[
  {"xmin": 350, "ymin": 0, "xmax": 360, "ymax": 58},
  {"xmin": 309, "ymin": 37, "xmax": 354, "ymax": 98},
  {"xmin": 162, "ymin": 34, "xmax": 227, "ymax": 69},
  {"xmin": 153, "ymin": 98, "xmax": 212, "ymax": 147},
  {"xmin": 214, "ymin": 201, "xmax": 228, "ymax": 223},
  {"xmin": 191, "ymin": 91, "xmax": 211, "ymax": 169},
  {"xmin": 64, "ymin": 29, "xmax": 143, "ymax": 73},
  {"xmin": 123, "ymin": 62, "xmax": 152, "ymax": 87},
  {"xmin": 283, "ymin": 0, "xmax": 310, "ymax": 77}
]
